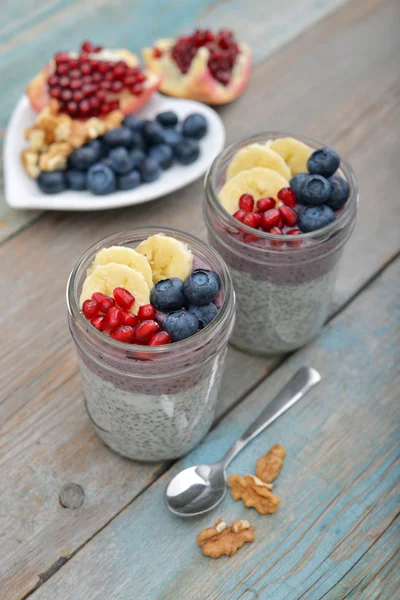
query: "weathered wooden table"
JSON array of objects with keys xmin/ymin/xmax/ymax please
[{"xmin": 1, "ymin": 0, "xmax": 399, "ymax": 598}]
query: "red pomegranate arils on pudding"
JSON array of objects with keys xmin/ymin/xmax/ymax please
[
  {"xmin": 243, "ymin": 212, "xmax": 261, "ymax": 229},
  {"xmin": 256, "ymin": 197, "xmax": 275, "ymax": 212},
  {"xmin": 239, "ymin": 193, "xmax": 254, "ymax": 212},
  {"xmin": 148, "ymin": 331, "xmax": 172, "ymax": 346},
  {"xmin": 287, "ymin": 228, "xmax": 302, "ymax": 246},
  {"xmin": 138, "ymin": 304, "xmax": 157, "ymax": 322},
  {"xmin": 105, "ymin": 306, "xmax": 123, "ymax": 330},
  {"xmin": 153, "ymin": 48, "xmax": 163, "ymax": 58},
  {"xmin": 98, "ymin": 295, "xmax": 115, "ymax": 313},
  {"xmin": 82, "ymin": 299, "xmax": 99, "ymax": 319},
  {"xmin": 113, "ymin": 287, "xmax": 135, "ymax": 311},
  {"xmin": 111, "ymin": 325, "xmax": 136, "ymax": 343},
  {"xmin": 92, "ymin": 291, "xmax": 105, "ymax": 303},
  {"xmin": 260, "ymin": 208, "xmax": 280, "ymax": 231},
  {"xmin": 233, "ymin": 209, "xmax": 246, "ymax": 222},
  {"xmin": 279, "ymin": 205, "xmax": 298, "ymax": 227},
  {"xmin": 278, "ymin": 187, "xmax": 296, "ymax": 208},
  {"xmin": 121, "ymin": 312, "xmax": 138, "ymax": 327},
  {"xmin": 244, "ymin": 232, "xmax": 259, "ymax": 244},
  {"xmin": 91, "ymin": 314, "xmax": 107, "ymax": 330},
  {"xmin": 269, "ymin": 227, "xmax": 284, "ymax": 248},
  {"xmin": 135, "ymin": 320, "xmax": 160, "ymax": 342}
]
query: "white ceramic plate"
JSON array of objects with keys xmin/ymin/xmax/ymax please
[{"xmin": 4, "ymin": 92, "xmax": 225, "ymax": 211}]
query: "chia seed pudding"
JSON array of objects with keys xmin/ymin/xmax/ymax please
[
  {"xmin": 204, "ymin": 132, "xmax": 358, "ymax": 356},
  {"xmin": 67, "ymin": 228, "xmax": 235, "ymax": 461}
]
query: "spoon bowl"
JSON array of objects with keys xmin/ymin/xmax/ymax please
[{"xmin": 166, "ymin": 463, "xmax": 226, "ymax": 517}]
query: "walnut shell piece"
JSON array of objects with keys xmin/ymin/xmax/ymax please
[
  {"xmin": 256, "ymin": 444, "xmax": 286, "ymax": 483},
  {"xmin": 228, "ymin": 474, "xmax": 280, "ymax": 515},
  {"xmin": 196, "ymin": 518, "xmax": 255, "ymax": 558}
]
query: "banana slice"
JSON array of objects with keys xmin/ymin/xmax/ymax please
[
  {"xmin": 80, "ymin": 263, "xmax": 150, "ymax": 314},
  {"xmin": 136, "ymin": 234, "xmax": 193, "ymax": 283},
  {"xmin": 87, "ymin": 246, "xmax": 154, "ymax": 290},
  {"xmin": 227, "ymin": 143, "xmax": 291, "ymax": 180},
  {"xmin": 269, "ymin": 137, "xmax": 313, "ymax": 175},
  {"xmin": 218, "ymin": 167, "xmax": 289, "ymax": 215}
]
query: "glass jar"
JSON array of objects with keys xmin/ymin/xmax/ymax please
[
  {"xmin": 204, "ymin": 132, "xmax": 358, "ymax": 356},
  {"xmin": 67, "ymin": 228, "xmax": 235, "ymax": 462}
]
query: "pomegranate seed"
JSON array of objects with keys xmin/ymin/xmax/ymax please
[
  {"xmin": 233, "ymin": 209, "xmax": 246, "ymax": 222},
  {"xmin": 55, "ymin": 52, "xmax": 69, "ymax": 63},
  {"xmin": 105, "ymin": 71, "xmax": 115, "ymax": 82},
  {"xmin": 243, "ymin": 212, "xmax": 261, "ymax": 229},
  {"xmin": 100, "ymin": 80, "xmax": 112, "ymax": 90},
  {"xmin": 100, "ymin": 103, "xmax": 111, "ymax": 114},
  {"xmin": 98, "ymin": 62, "xmax": 109, "ymax": 73},
  {"xmin": 98, "ymin": 295, "xmax": 115, "ymax": 313},
  {"xmin": 153, "ymin": 48, "xmax": 163, "ymax": 58},
  {"xmin": 137, "ymin": 304, "xmax": 156, "ymax": 322},
  {"xmin": 244, "ymin": 233, "xmax": 259, "ymax": 243},
  {"xmin": 279, "ymin": 205, "xmax": 298, "ymax": 227},
  {"xmin": 70, "ymin": 79, "xmax": 82, "ymax": 90},
  {"xmin": 92, "ymin": 72, "xmax": 102, "ymax": 83},
  {"xmin": 61, "ymin": 89, "xmax": 72, "ymax": 102},
  {"xmin": 90, "ymin": 97, "xmax": 100, "ymax": 110},
  {"xmin": 113, "ymin": 287, "xmax": 135, "ymax": 311},
  {"xmin": 56, "ymin": 63, "xmax": 69, "ymax": 76},
  {"xmin": 48, "ymin": 75, "xmax": 58, "ymax": 87},
  {"xmin": 148, "ymin": 331, "xmax": 172, "ymax": 346},
  {"xmin": 124, "ymin": 75, "xmax": 136, "ymax": 87},
  {"xmin": 92, "ymin": 292, "xmax": 105, "ymax": 303},
  {"xmin": 131, "ymin": 84, "xmax": 143, "ymax": 95},
  {"xmin": 59, "ymin": 76, "xmax": 70, "ymax": 88},
  {"xmin": 239, "ymin": 193, "xmax": 254, "ymax": 212},
  {"xmin": 256, "ymin": 197, "xmax": 275, "ymax": 212},
  {"xmin": 277, "ymin": 215, "xmax": 284, "ymax": 229},
  {"xmin": 105, "ymin": 306, "xmax": 123, "ymax": 330},
  {"xmin": 136, "ymin": 72, "xmax": 146, "ymax": 83},
  {"xmin": 135, "ymin": 320, "xmax": 160, "ymax": 342},
  {"xmin": 111, "ymin": 80, "xmax": 123, "ymax": 93},
  {"xmin": 80, "ymin": 62, "xmax": 92, "ymax": 75},
  {"xmin": 96, "ymin": 90, "xmax": 106, "ymax": 101},
  {"xmin": 81, "ymin": 41, "xmax": 95, "ymax": 53},
  {"xmin": 110, "ymin": 100, "xmax": 119, "ymax": 111},
  {"xmin": 269, "ymin": 227, "xmax": 283, "ymax": 247},
  {"xmin": 111, "ymin": 325, "xmax": 136, "ymax": 343},
  {"xmin": 72, "ymin": 91, "xmax": 83, "ymax": 102},
  {"xmin": 79, "ymin": 99, "xmax": 91, "ymax": 114},
  {"xmin": 91, "ymin": 314, "xmax": 106, "ymax": 330},
  {"xmin": 278, "ymin": 187, "xmax": 297, "ymax": 208},
  {"xmin": 82, "ymin": 299, "xmax": 99, "ymax": 319},
  {"xmin": 260, "ymin": 209, "xmax": 280, "ymax": 231},
  {"xmin": 121, "ymin": 312, "xmax": 139, "ymax": 327},
  {"xmin": 70, "ymin": 69, "xmax": 81, "ymax": 80},
  {"xmin": 50, "ymin": 87, "xmax": 61, "ymax": 99},
  {"xmin": 69, "ymin": 59, "xmax": 79, "ymax": 69},
  {"xmin": 287, "ymin": 228, "xmax": 302, "ymax": 246},
  {"xmin": 67, "ymin": 101, "xmax": 78, "ymax": 115}
]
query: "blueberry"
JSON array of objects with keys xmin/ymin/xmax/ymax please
[
  {"xmin": 130, "ymin": 132, "xmax": 146, "ymax": 151},
  {"xmin": 150, "ymin": 278, "xmax": 186, "ymax": 311},
  {"xmin": 37, "ymin": 171, "xmax": 67, "ymax": 194},
  {"xmin": 141, "ymin": 121, "xmax": 166, "ymax": 145},
  {"xmin": 118, "ymin": 170, "xmax": 141, "ymax": 191},
  {"xmin": 163, "ymin": 128, "xmax": 183, "ymax": 149},
  {"xmin": 327, "ymin": 176, "xmax": 350, "ymax": 210},
  {"xmin": 163, "ymin": 311, "xmax": 199, "ymax": 342},
  {"xmin": 109, "ymin": 147, "xmax": 134, "ymax": 174},
  {"xmin": 183, "ymin": 269, "xmax": 221, "ymax": 305},
  {"xmin": 300, "ymin": 175, "xmax": 332, "ymax": 206},
  {"xmin": 297, "ymin": 205, "xmax": 336, "ymax": 232},
  {"xmin": 123, "ymin": 115, "xmax": 143, "ymax": 132},
  {"xmin": 103, "ymin": 127, "xmax": 134, "ymax": 148},
  {"xmin": 139, "ymin": 158, "xmax": 161, "ymax": 183},
  {"xmin": 65, "ymin": 169, "xmax": 87, "ymax": 191},
  {"xmin": 289, "ymin": 173, "xmax": 308, "ymax": 202},
  {"xmin": 307, "ymin": 147, "xmax": 340, "ymax": 178},
  {"xmin": 87, "ymin": 163, "xmax": 116, "ymax": 195},
  {"xmin": 68, "ymin": 146, "xmax": 98, "ymax": 170},
  {"xmin": 148, "ymin": 144, "xmax": 174, "ymax": 169},
  {"xmin": 156, "ymin": 111, "xmax": 179, "ymax": 128},
  {"xmin": 182, "ymin": 113, "xmax": 208, "ymax": 140},
  {"xmin": 174, "ymin": 138, "xmax": 200, "ymax": 165},
  {"xmin": 85, "ymin": 139, "xmax": 104, "ymax": 162},
  {"xmin": 130, "ymin": 149, "xmax": 146, "ymax": 169},
  {"xmin": 188, "ymin": 303, "xmax": 218, "ymax": 328}
]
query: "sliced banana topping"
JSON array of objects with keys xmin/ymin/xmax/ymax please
[
  {"xmin": 136, "ymin": 234, "xmax": 193, "ymax": 284},
  {"xmin": 269, "ymin": 137, "xmax": 313, "ymax": 175},
  {"xmin": 218, "ymin": 167, "xmax": 289, "ymax": 215},
  {"xmin": 227, "ymin": 143, "xmax": 291, "ymax": 180},
  {"xmin": 88, "ymin": 246, "xmax": 154, "ymax": 289},
  {"xmin": 80, "ymin": 263, "xmax": 150, "ymax": 315}
]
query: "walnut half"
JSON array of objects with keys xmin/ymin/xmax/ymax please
[
  {"xmin": 228, "ymin": 474, "xmax": 280, "ymax": 515},
  {"xmin": 256, "ymin": 444, "xmax": 286, "ymax": 483},
  {"xmin": 196, "ymin": 518, "xmax": 255, "ymax": 558}
]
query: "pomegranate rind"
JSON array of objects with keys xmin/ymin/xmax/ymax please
[{"xmin": 143, "ymin": 40, "xmax": 251, "ymax": 105}]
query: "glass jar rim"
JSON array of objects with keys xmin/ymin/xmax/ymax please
[
  {"xmin": 67, "ymin": 227, "xmax": 235, "ymax": 356},
  {"xmin": 204, "ymin": 130, "xmax": 358, "ymax": 244}
]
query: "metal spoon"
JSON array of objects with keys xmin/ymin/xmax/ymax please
[{"xmin": 165, "ymin": 367, "xmax": 321, "ymax": 517}]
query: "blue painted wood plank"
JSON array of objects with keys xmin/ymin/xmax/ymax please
[{"xmin": 30, "ymin": 257, "xmax": 400, "ymax": 600}]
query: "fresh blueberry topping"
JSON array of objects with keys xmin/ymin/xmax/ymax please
[
  {"xmin": 123, "ymin": 115, "xmax": 143, "ymax": 132},
  {"xmin": 109, "ymin": 147, "xmax": 134, "ymax": 174},
  {"xmin": 289, "ymin": 172, "xmax": 308, "ymax": 203},
  {"xmin": 117, "ymin": 170, "xmax": 141, "ymax": 191},
  {"xmin": 85, "ymin": 138, "xmax": 104, "ymax": 162},
  {"xmin": 103, "ymin": 127, "xmax": 134, "ymax": 148},
  {"xmin": 182, "ymin": 113, "xmax": 208, "ymax": 140},
  {"xmin": 174, "ymin": 138, "xmax": 200, "ymax": 165},
  {"xmin": 156, "ymin": 111, "xmax": 179, "ymax": 128},
  {"xmin": 141, "ymin": 121, "xmax": 166, "ymax": 146},
  {"xmin": 183, "ymin": 269, "xmax": 221, "ymax": 305},
  {"xmin": 37, "ymin": 171, "xmax": 67, "ymax": 194},
  {"xmin": 139, "ymin": 158, "xmax": 162, "ymax": 183},
  {"xmin": 327, "ymin": 175, "xmax": 350, "ymax": 210},
  {"xmin": 87, "ymin": 163, "xmax": 116, "ymax": 195},
  {"xmin": 130, "ymin": 131, "xmax": 146, "ymax": 151},
  {"xmin": 163, "ymin": 310, "xmax": 199, "ymax": 342},
  {"xmin": 163, "ymin": 128, "xmax": 183, "ymax": 149},
  {"xmin": 300, "ymin": 174, "xmax": 332, "ymax": 206},
  {"xmin": 65, "ymin": 169, "xmax": 87, "ymax": 190},
  {"xmin": 148, "ymin": 144, "xmax": 174, "ymax": 169},
  {"xmin": 150, "ymin": 278, "xmax": 186, "ymax": 311},
  {"xmin": 130, "ymin": 149, "xmax": 146, "ymax": 169},
  {"xmin": 68, "ymin": 145, "xmax": 99, "ymax": 170},
  {"xmin": 188, "ymin": 303, "xmax": 218, "ymax": 328},
  {"xmin": 297, "ymin": 204, "xmax": 336, "ymax": 232},
  {"xmin": 307, "ymin": 147, "xmax": 340, "ymax": 178}
]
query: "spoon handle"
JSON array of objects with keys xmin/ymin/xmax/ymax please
[{"xmin": 222, "ymin": 367, "xmax": 321, "ymax": 467}]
